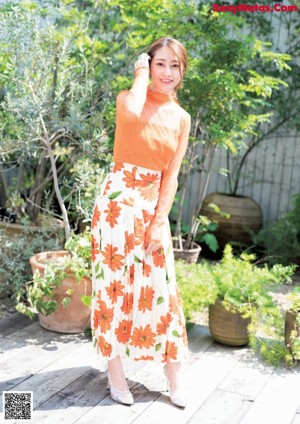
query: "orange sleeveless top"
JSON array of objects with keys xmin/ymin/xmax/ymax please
[{"xmin": 113, "ymin": 67, "xmax": 191, "ymax": 245}]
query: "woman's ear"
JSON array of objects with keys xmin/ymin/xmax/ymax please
[{"xmin": 148, "ymin": 57, "xmax": 152, "ymax": 78}]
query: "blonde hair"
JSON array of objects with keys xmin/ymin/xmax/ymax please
[{"xmin": 147, "ymin": 37, "xmax": 188, "ymax": 99}]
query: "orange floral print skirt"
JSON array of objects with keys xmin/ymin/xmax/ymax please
[{"xmin": 91, "ymin": 161, "xmax": 188, "ymax": 371}]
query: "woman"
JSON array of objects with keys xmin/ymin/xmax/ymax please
[{"xmin": 91, "ymin": 37, "xmax": 191, "ymax": 408}]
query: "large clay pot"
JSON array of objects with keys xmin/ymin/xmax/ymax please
[
  {"xmin": 209, "ymin": 299, "xmax": 251, "ymax": 346},
  {"xmin": 201, "ymin": 192, "xmax": 263, "ymax": 248},
  {"xmin": 172, "ymin": 239, "xmax": 201, "ymax": 263},
  {"xmin": 30, "ymin": 251, "xmax": 92, "ymax": 334}
]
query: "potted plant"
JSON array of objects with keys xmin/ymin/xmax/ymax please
[
  {"xmin": 171, "ymin": 206, "xmax": 227, "ymax": 263},
  {"xmin": 0, "ymin": 8, "xmax": 112, "ymax": 332},
  {"xmin": 16, "ymin": 229, "xmax": 92, "ymax": 333},
  {"xmin": 285, "ymin": 286, "xmax": 300, "ymax": 365},
  {"xmin": 204, "ymin": 245, "xmax": 294, "ymax": 346}
]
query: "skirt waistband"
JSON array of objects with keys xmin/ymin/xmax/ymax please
[
  {"xmin": 98, "ymin": 161, "xmax": 162, "ymax": 212},
  {"xmin": 111, "ymin": 161, "xmax": 162, "ymax": 177}
]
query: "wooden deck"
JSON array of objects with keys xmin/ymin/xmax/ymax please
[{"xmin": 0, "ymin": 312, "xmax": 299, "ymax": 424}]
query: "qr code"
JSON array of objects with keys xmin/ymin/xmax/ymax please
[{"xmin": 3, "ymin": 391, "xmax": 33, "ymax": 421}]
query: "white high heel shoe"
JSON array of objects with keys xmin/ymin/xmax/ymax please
[
  {"xmin": 107, "ymin": 371, "xmax": 134, "ymax": 406},
  {"xmin": 163, "ymin": 364, "xmax": 187, "ymax": 408}
]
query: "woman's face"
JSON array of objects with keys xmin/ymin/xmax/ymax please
[{"xmin": 149, "ymin": 46, "xmax": 181, "ymax": 94}]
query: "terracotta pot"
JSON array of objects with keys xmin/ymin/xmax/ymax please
[
  {"xmin": 30, "ymin": 250, "xmax": 92, "ymax": 334},
  {"xmin": 209, "ymin": 299, "xmax": 251, "ymax": 346},
  {"xmin": 201, "ymin": 192, "xmax": 263, "ymax": 248},
  {"xmin": 172, "ymin": 239, "xmax": 201, "ymax": 263},
  {"xmin": 285, "ymin": 310, "xmax": 300, "ymax": 347}
]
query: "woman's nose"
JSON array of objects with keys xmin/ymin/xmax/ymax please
[{"xmin": 163, "ymin": 66, "xmax": 172, "ymax": 76}]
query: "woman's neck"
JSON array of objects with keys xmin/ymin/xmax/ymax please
[{"xmin": 147, "ymin": 83, "xmax": 175, "ymax": 104}]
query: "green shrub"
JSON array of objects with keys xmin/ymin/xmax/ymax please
[
  {"xmin": 253, "ymin": 194, "xmax": 300, "ymax": 265},
  {"xmin": 0, "ymin": 227, "xmax": 63, "ymax": 300}
]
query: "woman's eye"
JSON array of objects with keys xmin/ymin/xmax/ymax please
[{"xmin": 172, "ymin": 64, "xmax": 179, "ymax": 68}]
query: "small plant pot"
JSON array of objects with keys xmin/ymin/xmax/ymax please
[
  {"xmin": 209, "ymin": 299, "xmax": 251, "ymax": 346},
  {"xmin": 172, "ymin": 239, "xmax": 201, "ymax": 264},
  {"xmin": 285, "ymin": 310, "xmax": 300, "ymax": 348},
  {"xmin": 30, "ymin": 250, "xmax": 92, "ymax": 334}
]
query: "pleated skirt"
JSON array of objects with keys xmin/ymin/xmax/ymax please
[{"xmin": 91, "ymin": 161, "xmax": 188, "ymax": 371}]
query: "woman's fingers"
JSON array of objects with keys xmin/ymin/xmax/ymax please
[
  {"xmin": 134, "ymin": 53, "xmax": 151, "ymax": 71},
  {"xmin": 145, "ymin": 242, "xmax": 161, "ymax": 254}
]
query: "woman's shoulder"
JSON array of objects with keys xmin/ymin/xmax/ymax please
[
  {"xmin": 116, "ymin": 89, "xmax": 129, "ymax": 102},
  {"xmin": 173, "ymin": 101, "xmax": 190, "ymax": 117},
  {"xmin": 174, "ymin": 104, "xmax": 191, "ymax": 125}
]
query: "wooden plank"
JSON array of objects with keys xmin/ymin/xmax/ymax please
[
  {"xmin": 1, "ymin": 340, "xmax": 99, "ymax": 411},
  {"xmin": 218, "ymin": 350, "xmax": 275, "ymax": 397},
  {"xmin": 188, "ymin": 389, "xmax": 253, "ymax": 424},
  {"xmin": 31, "ymin": 368, "xmax": 109, "ymax": 424},
  {"xmin": 0, "ymin": 337, "xmax": 28, "ymax": 365},
  {"xmin": 0, "ymin": 321, "xmax": 85, "ymax": 368},
  {"xmin": 0, "ymin": 312, "xmax": 38, "ymax": 336},
  {"xmin": 129, "ymin": 343, "xmax": 248, "ymax": 424},
  {"xmin": 186, "ymin": 324, "xmax": 214, "ymax": 359},
  {"xmin": 240, "ymin": 366, "xmax": 300, "ymax": 424},
  {"xmin": 0, "ymin": 329, "xmax": 87, "ymax": 392},
  {"xmin": 291, "ymin": 414, "xmax": 300, "ymax": 424},
  {"xmin": 7, "ymin": 321, "xmax": 65, "ymax": 342},
  {"xmin": 75, "ymin": 381, "xmax": 160, "ymax": 424}
]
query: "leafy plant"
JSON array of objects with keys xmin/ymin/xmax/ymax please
[
  {"xmin": 169, "ymin": 5, "xmax": 291, "ymax": 250},
  {"xmin": 285, "ymin": 287, "xmax": 300, "ymax": 366},
  {"xmin": 0, "ymin": 6, "xmax": 107, "ymax": 239},
  {"xmin": 210, "ymin": 245, "xmax": 294, "ymax": 314},
  {"xmin": 253, "ymin": 194, "xmax": 300, "ymax": 265},
  {"xmin": 208, "ymin": 245, "xmax": 297, "ymax": 366},
  {"xmin": 175, "ymin": 259, "xmax": 216, "ymax": 324},
  {"xmin": 176, "ymin": 244, "xmax": 297, "ymax": 366},
  {"xmin": 0, "ymin": 225, "xmax": 64, "ymax": 300},
  {"xmin": 16, "ymin": 229, "xmax": 91, "ymax": 318}
]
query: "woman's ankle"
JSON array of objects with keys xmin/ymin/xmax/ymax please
[
  {"xmin": 108, "ymin": 356, "xmax": 129, "ymax": 391},
  {"xmin": 165, "ymin": 362, "xmax": 182, "ymax": 391}
]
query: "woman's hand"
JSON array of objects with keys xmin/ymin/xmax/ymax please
[
  {"xmin": 144, "ymin": 224, "xmax": 163, "ymax": 255},
  {"xmin": 134, "ymin": 53, "xmax": 151, "ymax": 71},
  {"xmin": 144, "ymin": 241, "xmax": 161, "ymax": 255}
]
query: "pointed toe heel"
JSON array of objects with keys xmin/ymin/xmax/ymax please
[
  {"xmin": 163, "ymin": 365, "xmax": 187, "ymax": 409},
  {"xmin": 107, "ymin": 372, "xmax": 134, "ymax": 406}
]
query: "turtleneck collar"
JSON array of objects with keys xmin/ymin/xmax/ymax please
[{"xmin": 147, "ymin": 83, "xmax": 175, "ymax": 104}]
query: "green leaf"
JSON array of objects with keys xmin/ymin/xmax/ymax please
[
  {"xmin": 134, "ymin": 255, "xmax": 141, "ymax": 263},
  {"xmin": 202, "ymin": 233, "xmax": 219, "ymax": 253},
  {"xmin": 172, "ymin": 330, "xmax": 180, "ymax": 338},
  {"xmin": 108, "ymin": 191, "xmax": 122, "ymax": 199},
  {"xmin": 155, "ymin": 343, "xmax": 162, "ymax": 351},
  {"xmin": 81, "ymin": 295, "xmax": 91, "ymax": 307},
  {"xmin": 126, "ymin": 347, "xmax": 130, "ymax": 356},
  {"xmin": 157, "ymin": 296, "xmax": 164, "ymax": 305}
]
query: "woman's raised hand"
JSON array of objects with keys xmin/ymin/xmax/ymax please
[{"xmin": 134, "ymin": 53, "xmax": 151, "ymax": 71}]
